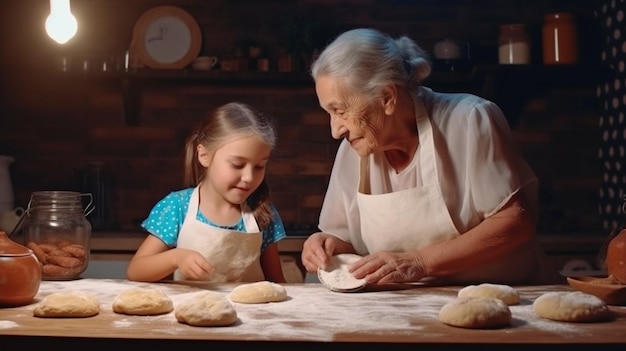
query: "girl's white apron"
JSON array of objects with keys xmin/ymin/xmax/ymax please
[{"xmin": 173, "ymin": 187, "xmax": 264, "ymax": 282}]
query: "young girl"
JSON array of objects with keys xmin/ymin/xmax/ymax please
[{"xmin": 127, "ymin": 102, "xmax": 286, "ymax": 283}]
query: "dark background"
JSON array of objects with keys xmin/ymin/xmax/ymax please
[{"xmin": 0, "ymin": 0, "xmax": 615, "ymax": 238}]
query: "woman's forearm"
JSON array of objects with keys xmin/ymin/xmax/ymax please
[{"xmin": 418, "ymin": 195, "xmax": 535, "ymax": 277}]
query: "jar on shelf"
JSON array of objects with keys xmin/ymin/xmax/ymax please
[
  {"xmin": 542, "ymin": 12, "xmax": 579, "ymax": 65},
  {"xmin": 498, "ymin": 24, "xmax": 531, "ymax": 65},
  {"xmin": 21, "ymin": 191, "xmax": 93, "ymax": 280}
]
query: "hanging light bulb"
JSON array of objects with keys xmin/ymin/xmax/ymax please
[{"xmin": 45, "ymin": 0, "xmax": 78, "ymax": 44}]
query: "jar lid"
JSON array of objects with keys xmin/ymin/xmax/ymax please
[{"xmin": 0, "ymin": 231, "xmax": 32, "ymax": 256}]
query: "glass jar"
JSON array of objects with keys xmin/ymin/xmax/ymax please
[
  {"xmin": 542, "ymin": 12, "xmax": 579, "ymax": 65},
  {"xmin": 21, "ymin": 191, "xmax": 93, "ymax": 280},
  {"xmin": 498, "ymin": 24, "xmax": 531, "ymax": 64}
]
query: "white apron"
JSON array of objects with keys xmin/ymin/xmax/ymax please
[
  {"xmin": 356, "ymin": 97, "xmax": 559, "ymax": 285},
  {"xmin": 173, "ymin": 187, "xmax": 265, "ymax": 282}
]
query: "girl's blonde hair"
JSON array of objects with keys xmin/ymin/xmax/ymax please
[{"xmin": 183, "ymin": 102, "xmax": 277, "ymax": 229}]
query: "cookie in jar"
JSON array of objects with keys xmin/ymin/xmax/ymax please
[{"xmin": 22, "ymin": 191, "xmax": 93, "ymax": 280}]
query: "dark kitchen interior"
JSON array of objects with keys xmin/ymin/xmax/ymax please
[{"xmin": 0, "ymin": 0, "xmax": 623, "ymax": 272}]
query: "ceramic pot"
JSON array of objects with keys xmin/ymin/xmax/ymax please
[
  {"xmin": 607, "ymin": 228, "xmax": 626, "ymax": 284},
  {"xmin": 0, "ymin": 231, "xmax": 42, "ymax": 306}
]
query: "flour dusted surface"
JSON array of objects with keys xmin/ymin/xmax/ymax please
[{"xmin": 1, "ymin": 279, "xmax": 604, "ymax": 342}]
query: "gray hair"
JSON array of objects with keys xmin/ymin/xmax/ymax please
[{"xmin": 311, "ymin": 28, "xmax": 432, "ymax": 102}]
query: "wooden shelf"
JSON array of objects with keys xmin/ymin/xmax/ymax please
[
  {"xmin": 41, "ymin": 64, "xmax": 609, "ymax": 126},
  {"xmin": 53, "ymin": 68, "xmax": 315, "ymax": 84}
]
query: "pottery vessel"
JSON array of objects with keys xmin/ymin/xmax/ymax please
[
  {"xmin": 0, "ymin": 231, "xmax": 42, "ymax": 306},
  {"xmin": 607, "ymin": 228, "xmax": 626, "ymax": 283}
]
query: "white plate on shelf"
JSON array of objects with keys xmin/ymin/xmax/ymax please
[{"xmin": 317, "ymin": 253, "xmax": 367, "ymax": 293}]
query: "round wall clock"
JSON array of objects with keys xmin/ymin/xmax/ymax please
[{"xmin": 132, "ymin": 6, "xmax": 202, "ymax": 69}]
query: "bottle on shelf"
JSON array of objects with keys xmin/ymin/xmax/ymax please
[
  {"xmin": 498, "ymin": 23, "xmax": 531, "ymax": 65},
  {"xmin": 542, "ymin": 12, "xmax": 579, "ymax": 65}
]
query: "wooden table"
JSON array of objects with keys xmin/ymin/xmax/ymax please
[{"xmin": 1, "ymin": 279, "xmax": 625, "ymax": 350}]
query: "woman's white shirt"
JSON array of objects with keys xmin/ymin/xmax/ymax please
[{"xmin": 318, "ymin": 87, "xmax": 538, "ymax": 248}]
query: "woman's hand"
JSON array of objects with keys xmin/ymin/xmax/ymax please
[
  {"xmin": 175, "ymin": 249, "xmax": 214, "ymax": 280},
  {"xmin": 301, "ymin": 232, "xmax": 348, "ymax": 273},
  {"xmin": 350, "ymin": 251, "xmax": 427, "ymax": 285}
]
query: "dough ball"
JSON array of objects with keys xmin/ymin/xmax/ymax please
[
  {"xmin": 439, "ymin": 297, "xmax": 512, "ymax": 329},
  {"xmin": 33, "ymin": 291, "xmax": 100, "ymax": 318},
  {"xmin": 458, "ymin": 283, "xmax": 520, "ymax": 305},
  {"xmin": 533, "ymin": 291, "xmax": 611, "ymax": 322},
  {"xmin": 229, "ymin": 281, "xmax": 288, "ymax": 304},
  {"xmin": 317, "ymin": 253, "xmax": 367, "ymax": 292},
  {"xmin": 112, "ymin": 287, "xmax": 173, "ymax": 315},
  {"xmin": 175, "ymin": 291, "xmax": 238, "ymax": 327}
]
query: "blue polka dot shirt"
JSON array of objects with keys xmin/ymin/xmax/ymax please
[{"xmin": 141, "ymin": 188, "xmax": 286, "ymax": 252}]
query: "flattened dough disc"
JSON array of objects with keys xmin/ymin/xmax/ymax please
[{"xmin": 318, "ymin": 253, "xmax": 367, "ymax": 292}]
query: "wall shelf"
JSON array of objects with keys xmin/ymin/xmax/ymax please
[{"xmin": 44, "ymin": 64, "xmax": 608, "ymax": 126}]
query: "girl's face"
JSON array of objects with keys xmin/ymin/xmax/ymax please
[
  {"xmin": 315, "ymin": 75, "xmax": 385, "ymax": 157},
  {"xmin": 200, "ymin": 135, "xmax": 271, "ymax": 205}
]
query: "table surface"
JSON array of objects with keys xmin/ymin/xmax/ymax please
[{"xmin": 1, "ymin": 279, "xmax": 625, "ymax": 350}]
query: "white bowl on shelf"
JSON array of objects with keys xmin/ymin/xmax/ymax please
[{"xmin": 191, "ymin": 56, "xmax": 218, "ymax": 70}]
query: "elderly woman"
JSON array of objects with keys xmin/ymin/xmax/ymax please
[{"xmin": 301, "ymin": 28, "xmax": 560, "ymax": 285}]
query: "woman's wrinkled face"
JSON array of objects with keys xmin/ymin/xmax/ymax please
[{"xmin": 315, "ymin": 75, "xmax": 384, "ymax": 157}]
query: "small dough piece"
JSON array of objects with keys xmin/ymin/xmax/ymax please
[
  {"xmin": 458, "ymin": 283, "xmax": 520, "ymax": 305},
  {"xmin": 229, "ymin": 281, "xmax": 288, "ymax": 304},
  {"xmin": 317, "ymin": 253, "xmax": 367, "ymax": 292},
  {"xmin": 533, "ymin": 291, "xmax": 611, "ymax": 322},
  {"xmin": 175, "ymin": 291, "xmax": 238, "ymax": 327},
  {"xmin": 439, "ymin": 297, "xmax": 512, "ymax": 329},
  {"xmin": 33, "ymin": 291, "xmax": 100, "ymax": 318},
  {"xmin": 112, "ymin": 287, "xmax": 173, "ymax": 315}
]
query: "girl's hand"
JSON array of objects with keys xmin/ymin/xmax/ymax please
[
  {"xmin": 175, "ymin": 249, "xmax": 214, "ymax": 280},
  {"xmin": 349, "ymin": 251, "xmax": 427, "ymax": 285}
]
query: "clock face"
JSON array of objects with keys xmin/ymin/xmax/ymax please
[
  {"xmin": 143, "ymin": 16, "xmax": 192, "ymax": 64},
  {"xmin": 132, "ymin": 6, "xmax": 202, "ymax": 69}
]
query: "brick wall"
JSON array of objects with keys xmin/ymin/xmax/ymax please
[{"xmin": 0, "ymin": 0, "xmax": 606, "ymax": 236}]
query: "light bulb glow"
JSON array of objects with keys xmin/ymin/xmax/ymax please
[{"xmin": 45, "ymin": 0, "xmax": 77, "ymax": 44}]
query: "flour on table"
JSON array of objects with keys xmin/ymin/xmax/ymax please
[
  {"xmin": 318, "ymin": 253, "xmax": 367, "ymax": 292},
  {"xmin": 112, "ymin": 318, "xmax": 134, "ymax": 327},
  {"xmin": 30, "ymin": 279, "xmax": 590, "ymax": 342},
  {"xmin": 0, "ymin": 320, "xmax": 19, "ymax": 329}
]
